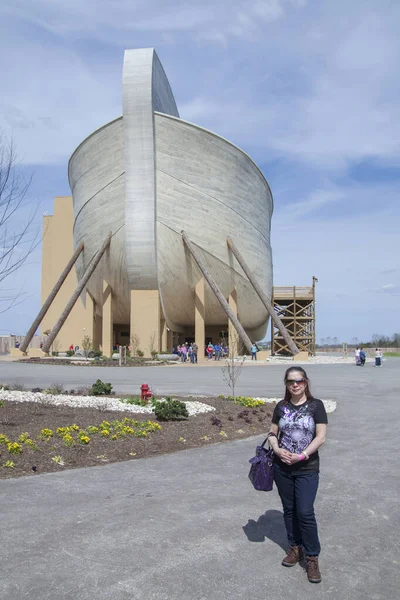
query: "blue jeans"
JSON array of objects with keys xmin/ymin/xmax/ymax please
[{"xmin": 274, "ymin": 463, "xmax": 320, "ymax": 556}]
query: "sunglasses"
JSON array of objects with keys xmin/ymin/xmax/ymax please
[{"xmin": 285, "ymin": 378, "xmax": 306, "ymax": 386}]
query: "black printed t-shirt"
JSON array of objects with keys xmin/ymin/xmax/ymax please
[{"xmin": 272, "ymin": 397, "xmax": 328, "ymax": 473}]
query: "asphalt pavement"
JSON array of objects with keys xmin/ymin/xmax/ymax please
[{"xmin": 0, "ymin": 360, "xmax": 399, "ymax": 599}]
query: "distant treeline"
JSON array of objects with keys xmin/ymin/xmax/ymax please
[{"xmin": 318, "ymin": 333, "xmax": 400, "ymax": 348}]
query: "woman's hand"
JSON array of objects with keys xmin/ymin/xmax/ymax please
[
  {"xmin": 288, "ymin": 453, "xmax": 302, "ymax": 465},
  {"xmin": 276, "ymin": 448, "xmax": 292, "ymax": 464}
]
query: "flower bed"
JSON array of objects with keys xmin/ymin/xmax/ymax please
[{"xmin": 0, "ymin": 395, "xmax": 277, "ymax": 478}]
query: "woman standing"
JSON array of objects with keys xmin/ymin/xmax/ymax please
[{"xmin": 267, "ymin": 366, "xmax": 328, "ymax": 584}]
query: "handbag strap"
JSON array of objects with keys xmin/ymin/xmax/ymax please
[{"xmin": 261, "ymin": 432, "xmax": 278, "ymax": 449}]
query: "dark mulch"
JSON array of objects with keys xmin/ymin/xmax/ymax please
[
  {"xmin": 0, "ymin": 397, "xmax": 274, "ymax": 479},
  {"xmin": 18, "ymin": 358, "xmax": 174, "ymax": 367}
]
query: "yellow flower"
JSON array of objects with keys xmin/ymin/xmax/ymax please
[
  {"xmin": 100, "ymin": 430, "xmax": 110, "ymax": 437},
  {"xmin": 7, "ymin": 442, "xmax": 23, "ymax": 454},
  {"xmin": 40, "ymin": 428, "xmax": 53, "ymax": 439}
]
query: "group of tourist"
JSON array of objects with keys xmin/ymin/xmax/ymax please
[
  {"xmin": 354, "ymin": 347, "xmax": 384, "ymax": 367},
  {"xmin": 172, "ymin": 343, "xmax": 199, "ymax": 363},
  {"xmin": 172, "ymin": 342, "xmax": 231, "ymax": 362}
]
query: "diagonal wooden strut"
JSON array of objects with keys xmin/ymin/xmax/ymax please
[
  {"xmin": 21, "ymin": 243, "xmax": 85, "ymax": 354},
  {"xmin": 226, "ymin": 236, "xmax": 299, "ymax": 355},
  {"xmin": 181, "ymin": 231, "xmax": 252, "ymax": 353},
  {"xmin": 42, "ymin": 233, "xmax": 112, "ymax": 354}
]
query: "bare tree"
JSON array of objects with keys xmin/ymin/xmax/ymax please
[
  {"xmin": 148, "ymin": 331, "xmax": 158, "ymax": 358},
  {"xmin": 0, "ymin": 132, "xmax": 39, "ymax": 312},
  {"xmin": 221, "ymin": 332, "xmax": 246, "ymax": 402},
  {"xmin": 82, "ymin": 335, "xmax": 93, "ymax": 358},
  {"xmin": 130, "ymin": 333, "xmax": 140, "ymax": 357}
]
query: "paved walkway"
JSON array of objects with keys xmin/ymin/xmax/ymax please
[{"xmin": 0, "ymin": 363, "xmax": 399, "ymax": 599}]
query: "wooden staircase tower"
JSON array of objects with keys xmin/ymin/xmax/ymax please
[{"xmin": 271, "ymin": 277, "xmax": 317, "ymax": 356}]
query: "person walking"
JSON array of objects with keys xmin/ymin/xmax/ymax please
[
  {"xmin": 214, "ymin": 343, "xmax": 221, "ymax": 360},
  {"xmin": 251, "ymin": 342, "xmax": 258, "ymax": 361},
  {"xmin": 359, "ymin": 347, "xmax": 366, "ymax": 366},
  {"xmin": 375, "ymin": 348, "xmax": 382, "ymax": 367},
  {"xmin": 354, "ymin": 347, "xmax": 361, "ymax": 366},
  {"xmin": 181, "ymin": 344, "xmax": 187, "ymax": 362},
  {"xmin": 192, "ymin": 343, "xmax": 198, "ymax": 363},
  {"xmin": 267, "ymin": 366, "xmax": 328, "ymax": 584}
]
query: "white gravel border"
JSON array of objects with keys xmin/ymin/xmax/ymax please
[
  {"xmin": 0, "ymin": 389, "xmax": 216, "ymax": 416},
  {"xmin": 0, "ymin": 390, "xmax": 336, "ymax": 415}
]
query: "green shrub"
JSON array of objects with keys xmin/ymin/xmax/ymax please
[
  {"xmin": 52, "ymin": 351, "xmax": 59, "ymax": 357},
  {"xmin": 137, "ymin": 349, "xmax": 144, "ymax": 357},
  {"xmin": 91, "ymin": 379, "xmax": 113, "ymax": 396},
  {"xmin": 153, "ymin": 397, "xmax": 189, "ymax": 421},
  {"xmin": 66, "ymin": 350, "xmax": 74, "ymax": 357},
  {"xmin": 44, "ymin": 382, "xmax": 64, "ymax": 395},
  {"xmin": 123, "ymin": 396, "xmax": 149, "ymax": 407}
]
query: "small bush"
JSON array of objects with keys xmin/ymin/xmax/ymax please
[
  {"xmin": 153, "ymin": 398, "xmax": 189, "ymax": 421},
  {"xmin": 66, "ymin": 350, "xmax": 74, "ymax": 357},
  {"xmin": 10, "ymin": 381, "xmax": 25, "ymax": 392},
  {"xmin": 211, "ymin": 416, "xmax": 223, "ymax": 428},
  {"xmin": 44, "ymin": 382, "xmax": 64, "ymax": 395},
  {"xmin": 75, "ymin": 386, "xmax": 91, "ymax": 396},
  {"xmin": 123, "ymin": 396, "xmax": 149, "ymax": 407},
  {"xmin": 91, "ymin": 379, "xmax": 113, "ymax": 396},
  {"xmin": 51, "ymin": 351, "xmax": 59, "ymax": 357},
  {"xmin": 150, "ymin": 350, "xmax": 158, "ymax": 358},
  {"xmin": 0, "ymin": 383, "xmax": 10, "ymax": 390},
  {"xmin": 137, "ymin": 349, "xmax": 144, "ymax": 357}
]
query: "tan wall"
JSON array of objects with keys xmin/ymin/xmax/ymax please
[{"xmin": 41, "ymin": 197, "xmax": 89, "ymax": 351}]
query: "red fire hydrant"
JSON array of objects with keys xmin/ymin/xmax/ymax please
[{"xmin": 140, "ymin": 383, "xmax": 152, "ymax": 403}]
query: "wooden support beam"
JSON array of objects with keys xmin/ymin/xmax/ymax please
[
  {"xmin": 181, "ymin": 231, "xmax": 252, "ymax": 353},
  {"xmin": 226, "ymin": 236, "xmax": 299, "ymax": 355},
  {"xmin": 20, "ymin": 243, "xmax": 84, "ymax": 354},
  {"xmin": 42, "ymin": 233, "xmax": 112, "ymax": 354}
]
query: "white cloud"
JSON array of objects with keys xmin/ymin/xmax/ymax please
[{"xmin": 378, "ymin": 284, "xmax": 400, "ymax": 296}]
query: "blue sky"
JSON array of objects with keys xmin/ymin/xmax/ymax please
[{"xmin": 0, "ymin": 0, "xmax": 399, "ymax": 343}]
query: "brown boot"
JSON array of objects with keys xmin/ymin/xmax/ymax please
[
  {"xmin": 306, "ymin": 556, "xmax": 321, "ymax": 583},
  {"xmin": 281, "ymin": 546, "xmax": 303, "ymax": 567}
]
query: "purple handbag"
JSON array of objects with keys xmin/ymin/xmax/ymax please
[{"xmin": 248, "ymin": 434, "xmax": 275, "ymax": 492}]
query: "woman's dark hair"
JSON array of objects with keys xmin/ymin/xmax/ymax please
[{"xmin": 283, "ymin": 366, "xmax": 312, "ymax": 403}]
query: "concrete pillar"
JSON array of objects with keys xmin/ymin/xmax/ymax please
[
  {"xmin": 102, "ymin": 281, "xmax": 113, "ymax": 357},
  {"xmin": 229, "ymin": 289, "xmax": 239, "ymax": 356},
  {"xmin": 85, "ymin": 292, "xmax": 96, "ymax": 349},
  {"xmin": 195, "ymin": 277, "xmax": 205, "ymax": 358},
  {"xmin": 167, "ymin": 329, "xmax": 173, "ymax": 352},
  {"xmin": 130, "ymin": 290, "xmax": 160, "ymax": 357},
  {"xmin": 160, "ymin": 317, "xmax": 167, "ymax": 352}
]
